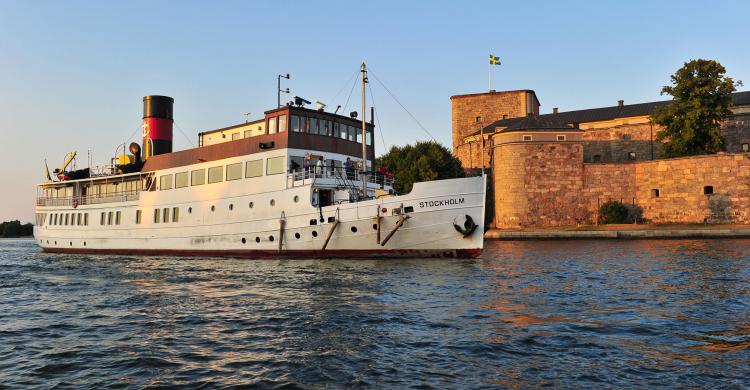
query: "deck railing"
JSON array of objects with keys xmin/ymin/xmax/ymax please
[
  {"xmin": 36, "ymin": 190, "xmax": 141, "ymax": 207},
  {"xmin": 287, "ymin": 167, "xmax": 394, "ymax": 188}
]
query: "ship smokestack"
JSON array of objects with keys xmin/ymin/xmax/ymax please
[{"xmin": 142, "ymin": 95, "xmax": 174, "ymax": 159}]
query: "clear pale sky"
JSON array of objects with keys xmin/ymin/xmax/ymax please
[{"xmin": 1, "ymin": 0, "xmax": 749, "ymax": 223}]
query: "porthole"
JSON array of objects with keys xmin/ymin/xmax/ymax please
[
  {"xmin": 46, "ymin": 240, "xmax": 49, "ymax": 244},
  {"xmin": 270, "ymin": 199, "xmax": 275, "ymax": 206},
  {"xmin": 312, "ymin": 231, "xmax": 318, "ymax": 238},
  {"xmin": 54, "ymin": 241, "xmax": 57, "ymax": 245},
  {"xmin": 83, "ymin": 241, "xmax": 86, "ymax": 246},
  {"xmin": 188, "ymin": 207, "xmax": 192, "ymax": 214},
  {"xmin": 295, "ymin": 232, "xmax": 301, "ymax": 239},
  {"xmin": 293, "ymin": 195, "xmax": 299, "ymax": 203},
  {"xmin": 372, "ymin": 223, "xmax": 378, "ymax": 230},
  {"xmin": 351, "ymin": 226, "xmax": 358, "ymax": 233},
  {"xmin": 211, "ymin": 205, "xmax": 215, "ymax": 212},
  {"xmin": 269, "ymin": 235, "xmax": 275, "ymax": 242},
  {"xmin": 249, "ymin": 202, "xmax": 254, "ymax": 208},
  {"xmin": 255, "ymin": 237, "xmax": 260, "ymax": 243},
  {"xmin": 241, "ymin": 237, "xmax": 246, "ymax": 244},
  {"xmin": 229, "ymin": 204, "xmax": 234, "ymax": 211},
  {"xmin": 69, "ymin": 241, "xmax": 73, "ymax": 246}
]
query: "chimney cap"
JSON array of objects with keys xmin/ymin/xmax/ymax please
[
  {"xmin": 618, "ymin": 100, "xmax": 624, "ymax": 107},
  {"xmin": 553, "ymin": 107, "xmax": 559, "ymax": 114}
]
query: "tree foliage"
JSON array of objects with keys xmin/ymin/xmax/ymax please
[
  {"xmin": 375, "ymin": 141, "xmax": 465, "ymax": 194},
  {"xmin": 598, "ymin": 201, "xmax": 629, "ymax": 224},
  {"xmin": 652, "ymin": 59, "xmax": 741, "ymax": 157},
  {"xmin": 0, "ymin": 220, "xmax": 34, "ymax": 237}
]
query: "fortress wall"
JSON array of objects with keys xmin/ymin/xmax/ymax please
[{"xmin": 493, "ymin": 142, "xmax": 587, "ymax": 228}]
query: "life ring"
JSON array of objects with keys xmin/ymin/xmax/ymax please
[
  {"xmin": 72, "ymin": 198, "xmax": 78, "ymax": 209},
  {"xmin": 453, "ymin": 214, "xmax": 477, "ymax": 237}
]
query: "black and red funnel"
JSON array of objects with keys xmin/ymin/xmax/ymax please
[{"xmin": 142, "ymin": 95, "xmax": 173, "ymax": 159}]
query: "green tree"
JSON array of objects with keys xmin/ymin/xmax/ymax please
[
  {"xmin": 652, "ymin": 59, "xmax": 741, "ymax": 157},
  {"xmin": 0, "ymin": 220, "xmax": 33, "ymax": 238},
  {"xmin": 375, "ymin": 141, "xmax": 465, "ymax": 194}
]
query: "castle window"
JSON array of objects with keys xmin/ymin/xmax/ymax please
[
  {"xmin": 704, "ymin": 186, "xmax": 714, "ymax": 195},
  {"xmin": 742, "ymin": 143, "xmax": 749, "ymax": 152},
  {"xmin": 475, "ymin": 116, "xmax": 481, "ymax": 123},
  {"xmin": 627, "ymin": 152, "xmax": 636, "ymax": 160},
  {"xmin": 593, "ymin": 155, "xmax": 601, "ymax": 162},
  {"xmin": 651, "ymin": 189, "xmax": 660, "ymax": 198},
  {"xmin": 522, "ymin": 135, "xmax": 532, "ymax": 142},
  {"xmin": 557, "ymin": 135, "xmax": 566, "ymax": 141}
]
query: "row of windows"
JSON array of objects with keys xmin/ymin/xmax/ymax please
[
  {"xmin": 521, "ymin": 135, "xmax": 567, "ymax": 142},
  {"xmin": 42, "ymin": 212, "xmax": 90, "ymax": 226},
  {"xmin": 159, "ymin": 157, "xmax": 285, "ymax": 190},
  {"xmin": 290, "ymin": 115, "xmax": 373, "ymax": 145},
  {"xmin": 650, "ymin": 186, "xmax": 715, "ymax": 198},
  {"xmin": 100, "ymin": 211, "xmax": 121, "ymax": 226}
]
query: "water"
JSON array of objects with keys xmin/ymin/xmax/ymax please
[{"xmin": 1, "ymin": 239, "xmax": 749, "ymax": 389}]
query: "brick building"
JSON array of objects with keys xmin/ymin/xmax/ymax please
[{"xmin": 451, "ymin": 89, "xmax": 750, "ymax": 228}]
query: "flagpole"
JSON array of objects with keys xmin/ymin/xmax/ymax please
[{"xmin": 488, "ymin": 57, "xmax": 491, "ymax": 91}]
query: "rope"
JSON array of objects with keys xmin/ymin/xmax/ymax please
[
  {"xmin": 342, "ymin": 69, "xmax": 360, "ymax": 114},
  {"xmin": 329, "ymin": 68, "xmax": 360, "ymax": 107},
  {"xmin": 173, "ymin": 121, "xmax": 196, "ymax": 148},
  {"xmin": 368, "ymin": 68, "xmax": 438, "ymax": 142},
  {"xmin": 367, "ymin": 84, "xmax": 388, "ymax": 152}
]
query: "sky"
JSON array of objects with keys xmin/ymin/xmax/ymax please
[{"xmin": 1, "ymin": 0, "xmax": 749, "ymax": 223}]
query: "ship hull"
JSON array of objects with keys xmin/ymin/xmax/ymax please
[{"xmin": 35, "ymin": 175, "xmax": 486, "ymax": 259}]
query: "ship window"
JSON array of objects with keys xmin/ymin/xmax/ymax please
[
  {"xmin": 356, "ymin": 129, "xmax": 362, "ymax": 144},
  {"xmin": 366, "ymin": 130, "xmax": 372, "ymax": 146},
  {"xmin": 154, "ymin": 208, "xmax": 160, "ymax": 223},
  {"xmin": 77, "ymin": 213, "xmax": 82, "ymax": 226},
  {"xmin": 159, "ymin": 174, "xmax": 173, "ymax": 190},
  {"xmin": 231, "ymin": 132, "xmax": 241, "ymax": 141},
  {"xmin": 289, "ymin": 156, "xmax": 304, "ymax": 172},
  {"xmin": 303, "ymin": 116, "xmax": 310, "ymax": 133},
  {"xmin": 268, "ymin": 117, "xmax": 277, "ymax": 134},
  {"xmin": 100, "ymin": 212, "xmax": 105, "ymax": 225},
  {"xmin": 175, "ymin": 172, "xmax": 189, "ymax": 188},
  {"xmin": 293, "ymin": 195, "xmax": 299, "ymax": 203},
  {"xmin": 348, "ymin": 125, "xmax": 356, "ymax": 141},
  {"xmin": 115, "ymin": 211, "xmax": 121, "ymax": 225},
  {"xmin": 136, "ymin": 210, "xmax": 142, "ymax": 224},
  {"xmin": 270, "ymin": 199, "xmax": 276, "ymax": 206},
  {"xmin": 162, "ymin": 208, "xmax": 169, "ymax": 223},
  {"xmin": 64, "ymin": 213, "xmax": 69, "ymax": 226},
  {"xmin": 291, "ymin": 115, "xmax": 301, "ymax": 132},
  {"xmin": 266, "ymin": 156, "xmax": 285, "ymax": 175},
  {"xmin": 310, "ymin": 118, "xmax": 319, "ymax": 135},
  {"xmin": 84, "ymin": 213, "xmax": 88, "ymax": 226},
  {"xmin": 339, "ymin": 123, "xmax": 347, "ymax": 139},
  {"xmin": 351, "ymin": 226, "xmax": 358, "ymax": 233},
  {"xmin": 245, "ymin": 159, "xmax": 263, "ymax": 178},
  {"xmin": 107, "ymin": 211, "xmax": 113, "ymax": 225},
  {"xmin": 208, "ymin": 166, "xmax": 223, "ymax": 183},
  {"xmin": 278, "ymin": 115, "xmax": 287, "ymax": 133},
  {"xmin": 191, "ymin": 169, "xmax": 206, "ymax": 186},
  {"xmin": 172, "ymin": 207, "xmax": 179, "ymax": 223},
  {"xmin": 226, "ymin": 163, "xmax": 242, "ymax": 181},
  {"xmin": 321, "ymin": 119, "xmax": 330, "ymax": 136}
]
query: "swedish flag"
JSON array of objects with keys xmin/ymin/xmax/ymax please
[{"xmin": 489, "ymin": 55, "xmax": 501, "ymax": 65}]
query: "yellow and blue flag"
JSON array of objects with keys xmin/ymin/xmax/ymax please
[{"xmin": 489, "ymin": 54, "xmax": 501, "ymax": 65}]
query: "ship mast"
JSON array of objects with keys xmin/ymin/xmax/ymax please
[{"xmin": 361, "ymin": 62, "xmax": 368, "ymax": 195}]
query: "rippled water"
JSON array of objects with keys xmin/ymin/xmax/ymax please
[{"xmin": 1, "ymin": 239, "xmax": 750, "ymax": 388}]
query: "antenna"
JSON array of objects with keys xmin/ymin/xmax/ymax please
[
  {"xmin": 244, "ymin": 112, "xmax": 252, "ymax": 123},
  {"xmin": 277, "ymin": 73, "xmax": 290, "ymax": 108}
]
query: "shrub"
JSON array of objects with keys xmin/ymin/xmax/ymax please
[{"xmin": 598, "ymin": 201, "xmax": 629, "ymax": 224}]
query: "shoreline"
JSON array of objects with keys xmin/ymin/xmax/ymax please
[{"xmin": 485, "ymin": 225, "xmax": 750, "ymax": 240}]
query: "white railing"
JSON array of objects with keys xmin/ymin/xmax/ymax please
[
  {"xmin": 287, "ymin": 167, "xmax": 394, "ymax": 187},
  {"xmin": 36, "ymin": 190, "xmax": 140, "ymax": 207}
]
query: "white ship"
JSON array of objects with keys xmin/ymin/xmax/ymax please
[{"xmin": 33, "ymin": 65, "xmax": 485, "ymax": 258}]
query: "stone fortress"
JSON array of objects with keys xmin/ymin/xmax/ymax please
[{"xmin": 451, "ymin": 89, "xmax": 750, "ymax": 228}]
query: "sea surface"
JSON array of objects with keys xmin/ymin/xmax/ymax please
[{"xmin": 1, "ymin": 238, "xmax": 749, "ymax": 389}]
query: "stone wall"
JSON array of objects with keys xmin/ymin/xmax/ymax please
[
  {"xmin": 635, "ymin": 154, "xmax": 750, "ymax": 223},
  {"xmin": 493, "ymin": 142, "xmax": 588, "ymax": 228},
  {"xmin": 492, "ymin": 139, "xmax": 750, "ymax": 228},
  {"xmin": 455, "ymin": 139, "xmax": 491, "ymax": 169},
  {"xmin": 582, "ymin": 123, "xmax": 662, "ymax": 163}
]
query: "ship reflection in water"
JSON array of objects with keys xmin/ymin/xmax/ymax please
[{"xmin": 1, "ymin": 239, "xmax": 749, "ymax": 388}]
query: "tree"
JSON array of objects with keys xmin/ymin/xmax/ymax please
[
  {"xmin": 0, "ymin": 220, "xmax": 34, "ymax": 237},
  {"xmin": 375, "ymin": 141, "xmax": 465, "ymax": 194},
  {"xmin": 652, "ymin": 59, "xmax": 741, "ymax": 157}
]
